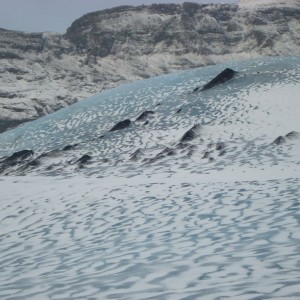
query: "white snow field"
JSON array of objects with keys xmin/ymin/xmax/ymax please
[{"xmin": 0, "ymin": 56, "xmax": 300, "ymax": 299}]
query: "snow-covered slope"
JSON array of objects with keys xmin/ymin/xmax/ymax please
[
  {"xmin": 0, "ymin": 56, "xmax": 299, "ymax": 177},
  {"xmin": 0, "ymin": 1, "xmax": 299, "ymax": 132},
  {"xmin": 1, "ymin": 173, "xmax": 299, "ymax": 299},
  {"xmin": 0, "ymin": 56, "xmax": 300, "ymax": 299}
]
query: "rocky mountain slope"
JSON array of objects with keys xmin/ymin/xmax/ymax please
[{"xmin": 0, "ymin": 0, "xmax": 299, "ymax": 132}]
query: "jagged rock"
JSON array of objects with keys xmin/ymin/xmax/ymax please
[
  {"xmin": 77, "ymin": 155, "xmax": 92, "ymax": 168},
  {"xmin": 4, "ymin": 150, "xmax": 33, "ymax": 163},
  {"xmin": 180, "ymin": 124, "xmax": 200, "ymax": 143},
  {"xmin": 136, "ymin": 111, "xmax": 155, "ymax": 121},
  {"xmin": 273, "ymin": 136, "xmax": 286, "ymax": 145},
  {"xmin": 0, "ymin": 149, "xmax": 34, "ymax": 173},
  {"xmin": 109, "ymin": 119, "xmax": 131, "ymax": 132},
  {"xmin": 272, "ymin": 131, "xmax": 300, "ymax": 145},
  {"xmin": 201, "ymin": 68, "xmax": 237, "ymax": 91},
  {"xmin": 62, "ymin": 144, "xmax": 79, "ymax": 151},
  {"xmin": 285, "ymin": 131, "xmax": 300, "ymax": 139}
]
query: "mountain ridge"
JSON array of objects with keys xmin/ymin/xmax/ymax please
[{"xmin": 0, "ymin": 1, "xmax": 299, "ymax": 133}]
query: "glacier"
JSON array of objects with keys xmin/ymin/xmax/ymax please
[{"xmin": 0, "ymin": 56, "xmax": 300, "ymax": 299}]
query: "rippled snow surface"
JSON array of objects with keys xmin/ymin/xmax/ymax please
[
  {"xmin": 0, "ymin": 57, "xmax": 300, "ymax": 299},
  {"xmin": 1, "ymin": 174, "xmax": 300, "ymax": 300}
]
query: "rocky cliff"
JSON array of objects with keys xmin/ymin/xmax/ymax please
[{"xmin": 0, "ymin": 0, "xmax": 299, "ymax": 132}]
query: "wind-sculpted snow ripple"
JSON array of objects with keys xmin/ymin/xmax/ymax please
[{"xmin": 1, "ymin": 174, "xmax": 300, "ymax": 299}]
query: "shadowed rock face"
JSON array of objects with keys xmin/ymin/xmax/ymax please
[
  {"xmin": 201, "ymin": 68, "xmax": 237, "ymax": 91},
  {"xmin": 6, "ymin": 150, "xmax": 34, "ymax": 162},
  {"xmin": 273, "ymin": 136, "xmax": 286, "ymax": 145},
  {"xmin": 180, "ymin": 124, "xmax": 200, "ymax": 143},
  {"xmin": 77, "ymin": 154, "xmax": 92, "ymax": 164},
  {"xmin": 0, "ymin": 1, "xmax": 299, "ymax": 132},
  {"xmin": 62, "ymin": 144, "xmax": 79, "ymax": 151},
  {"xmin": 285, "ymin": 131, "xmax": 300, "ymax": 139},
  {"xmin": 0, "ymin": 149, "xmax": 34, "ymax": 173},
  {"xmin": 109, "ymin": 119, "xmax": 131, "ymax": 132},
  {"xmin": 136, "ymin": 111, "xmax": 155, "ymax": 121}
]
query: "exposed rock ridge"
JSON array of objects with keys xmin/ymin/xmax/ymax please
[{"xmin": 0, "ymin": 1, "xmax": 299, "ymax": 132}]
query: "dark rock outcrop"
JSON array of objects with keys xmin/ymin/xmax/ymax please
[
  {"xmin": 62, "ymin": 144, "xmax": 79, "ymax": 151},
  {"xmin": 136, "ymin": 111, "xmax": 155, "ymax": 121},
  {"xmin": 180, "ymin": 124, "xmax": 200, "ymax": 143},
  {"xmin": 285, "ymin": 131, "xmax": 300, "ymax": 139},
  {"xmin": 109, "ymin": 119, "xmax": 131, "ymax": 132},
  {"xmin": 201, "ymin": 68, "xmax": 237, "ymax": 91},
  {"xmin": 5, "ymin": 150, "xmax": 33, "ymax": 162},
  {"xmin": 272, "ymin": 131, "xmax": 300, "ymax": 145},
  {"xmin": 77, "ymin": 154, "xmax": 92, "ymax": 168},
  {"xmin": 0, "ymin": 149, "xmax": 34, "ymax": 173},
  {"xmin": 273, "ymin": 136, "xmax": 286, "ymax": 145}
]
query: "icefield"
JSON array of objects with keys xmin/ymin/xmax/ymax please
[{"xmin": 0, "ymin": 57, "xmax": 300, "ymax": 299}]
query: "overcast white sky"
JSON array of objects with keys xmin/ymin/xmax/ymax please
[{"xmin": 0, "ymin": 0, "xmax": 237, "ymax": 33}]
